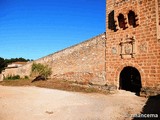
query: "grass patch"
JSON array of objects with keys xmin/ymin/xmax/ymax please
[
  {"xmin": 4, "ymin": 75, "xmax": 20, "ymax": 80},
  {"xmin": 0, "ymin": 79, "xmax": 32, "ymax": 86},
  {"xmin": 0, "ymin": 79, "xmax": 109, "ymax": 94}
]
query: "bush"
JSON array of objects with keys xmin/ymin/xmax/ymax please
[
  {"xmin": 24, "ymin": 76, "xmax": 29, "ymax": 80},
  {"xmin": 30, "ymin": 63, "xmax": 52, "ymax": 79},
  {"xmin": 4, "ymin": 75, "xmax": 20, "ymax": 80}
]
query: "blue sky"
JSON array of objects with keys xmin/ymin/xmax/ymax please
[{"xmin": 0, "ymin": 0, "xmax": 106, "ymax": 60}]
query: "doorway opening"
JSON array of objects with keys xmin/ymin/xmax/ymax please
[{"xmin": 119, "ymin": 66, "xmax": 142, "ymax": 95}]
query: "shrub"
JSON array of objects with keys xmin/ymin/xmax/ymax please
[
  {"xmin": 24, "ymin": 76, "xmax": 29, "ymax": 80},
  {"xmin": 30, "ymin": 63, "xmax": 52, "ymax": 79},
  {"xmin": 4, "ymin": 75, "xmax": 20, "ymax": 80},
  {"xmin": 12, "ymin": 75, "xmax": 20, "ymax": 79}
]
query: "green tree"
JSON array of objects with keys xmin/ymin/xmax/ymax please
[
  {"xmin": 0, "ymin": 57, "xmax": 7, "ymax": 73},
  {"xmin": 0, "ymin": 57, "xmax": 32, "ymax": 73},
  {"xmin": 5, "ymin": 57, "xmax": 31, "ymax": 64},
  {"xmin": 30, "ymin": 63, "xmax": 52, "ymax": 79}
]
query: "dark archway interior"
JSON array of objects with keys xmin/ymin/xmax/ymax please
[{"xmin": 119, "ymin": 66, "xmax": 142, "ymax": 95}]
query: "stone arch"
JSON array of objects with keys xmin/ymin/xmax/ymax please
[
  {"xmin": 115, "ymin": 63, "xmax": 144, "ymax": 90},
  {"xmin": 119, "ymin": 66, "xmax": 142, "ymax": 95},
  {"xmin": 126, "ymin": 8, "xmax": 139, "ymax": 25},
  {"xmin": 126, "ymin": 7, "xmax": 139, "ymax": 15}
]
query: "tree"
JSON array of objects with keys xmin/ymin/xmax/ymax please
[
  {"xmin": 0, "ymin": 57, "xmax": 32, "ymax": 73},
  {"xmin": 0, "ymin": 57, "xmax": 6, "ymax": 73},
  {"xmin": 30, "ymin": 63, "xmax": 52, "ymax": 80},
  {"xmin": 5, "ymin": 57, "xmax": 31, "ymax": 64}
]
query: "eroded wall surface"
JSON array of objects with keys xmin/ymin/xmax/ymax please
[{"xmin": 4, "ymin": 33, "xmax": 106, "ymax": 85}]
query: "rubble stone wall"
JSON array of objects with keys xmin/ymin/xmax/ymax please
[{"xmin": 3, "ymin": 33, "xmax": 106, "ymax": 85}]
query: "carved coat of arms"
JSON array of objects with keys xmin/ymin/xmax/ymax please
[
  {"xmin": 119, "ymin": 35, "xmax": 136, "ymax": 58},
  {"xmin": 124, "ymin": 44, "xmax": 132, "ymax": 54}
]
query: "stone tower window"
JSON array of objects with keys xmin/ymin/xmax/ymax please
[
  {"xmin": 108, "ymin": 10, "xmax": 117, "ymax": 32},
  {"xmin": 118, "ymin": 14, "xmax": 126, "ymax": 30},
  {"xmin": 128, "ymin": 11, "xmax": 137, "ymax": 27}
]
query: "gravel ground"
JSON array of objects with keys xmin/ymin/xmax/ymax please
[{"xmin": 0, "ymin": 86, "xmax": 146, "ymax": 120}]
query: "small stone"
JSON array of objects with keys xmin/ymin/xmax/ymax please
[{"xmin": 45, "ymin": 111, "xmax": 54, "ymax": 114}]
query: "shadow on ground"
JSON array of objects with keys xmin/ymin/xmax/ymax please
[{"xmin": 133, "ymin": 94, "xmax": 160, "ymax": 120}]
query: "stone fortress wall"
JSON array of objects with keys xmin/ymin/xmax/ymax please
[
  {"xmin": 3, "ymin": 33, "xmax": 106, "ymax": 85},
  {"xmin": 2, "ymin": 0, "xmax": 160, "ymax": 96}
]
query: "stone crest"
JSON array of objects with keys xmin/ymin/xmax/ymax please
[
  {"xmin": 124, "ymin": 43, "xmax": 132, "ymax": 54},
  {"xmin": 119, "ymin": 35, "xmax": 136, "ymax": 58}
]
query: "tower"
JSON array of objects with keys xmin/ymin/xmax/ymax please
[{"xmin": 106, "ymin": 0, "xmax": 160, "ymax": 95}]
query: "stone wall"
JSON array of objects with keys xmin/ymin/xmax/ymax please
[
  {"xmin": 159, "ymin": 0, "xmax": 160, "ymax": 22},
  {"xmin": 3, "ymin": 33, "xmax": 106, "ymax": 85},
  {"xmin": 3, "ymin": 0, "xmax": 159, "ymax": 96},
  {"xmin": 156, "ymin": 0, "xmax": 160, "ymax": 40},
  {"xmin": 106, "ymin": 0, "xmax": 160, "ymax": 90},
  {"xmin": 3, "ymin": 63, "xmax": 32, "ymax": 78},
  {"xmin": 158, "ymin": 0, "xmax": 160, "ymax": 39}
]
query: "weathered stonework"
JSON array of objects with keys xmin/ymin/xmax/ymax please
[
  {"xmin": 106, "ymin": 0, "xmax": 160, "ymax": 95},
  {"xmin": 3, "ymin": 33, "xmax": 106, "ymax": 85},
  {"xmin": 2, "ymin": 0, "xmax": 160, "ymax": 96}
]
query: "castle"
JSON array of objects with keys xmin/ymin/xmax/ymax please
[{"xmin": 2, "ymin": 0, "xmax": 160, "ymax": 95}]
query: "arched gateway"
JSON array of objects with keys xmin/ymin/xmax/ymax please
[{"xmin": 119, "ymin": 66, "xmax": 142, "ymax": 95}]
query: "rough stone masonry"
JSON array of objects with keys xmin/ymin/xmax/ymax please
[
  {"xmin": 2, "ymin": 0, "xmax": 160, "ymax": 96},
  {"xmin": 3, "ymin": 33, "xmax": 106, "ymax": 85}
]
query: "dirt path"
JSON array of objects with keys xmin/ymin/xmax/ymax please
[{"xmin": 0, "ymin": 86, "xmax": 146, "ymax": 120}]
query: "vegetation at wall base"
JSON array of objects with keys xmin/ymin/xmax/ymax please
[
  {"xmin": 24, "ymin": 76, "xmax": 29, "ymax": 80},
  {"xmin": 4, "ymin": 75, "xmax": 20, "ymax": 80},
  {"xmin": 30, "ymin": 63, "xmax": 52, "ymax": 80}
]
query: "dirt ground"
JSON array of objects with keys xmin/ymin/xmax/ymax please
[{"xmin": 0, "ymin": 85, "xmax": 147, "ymax": 120}]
